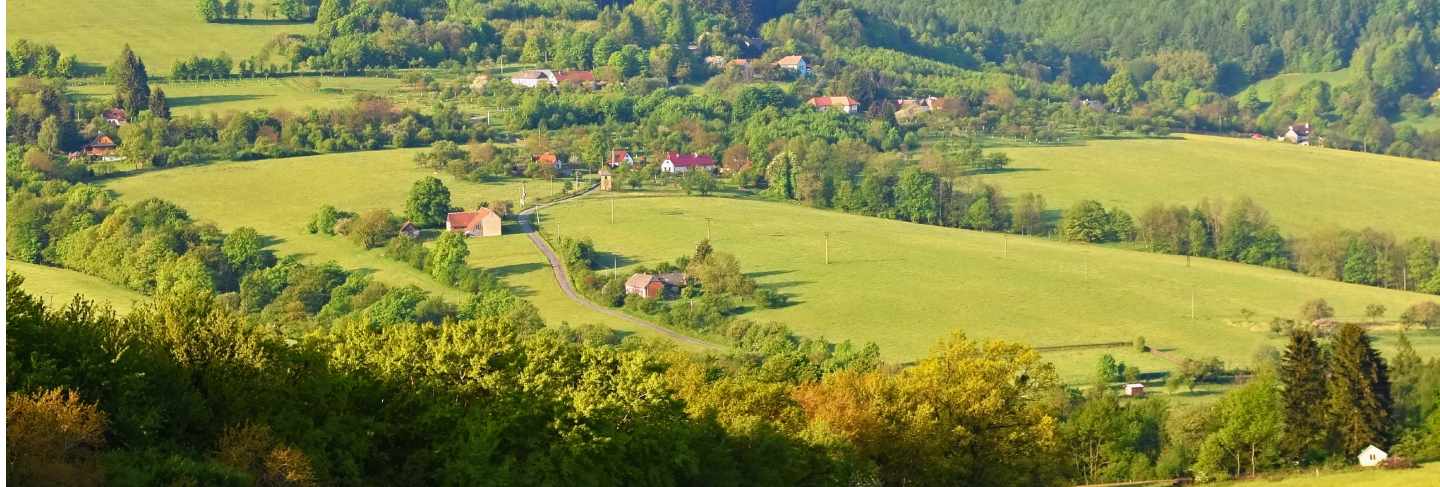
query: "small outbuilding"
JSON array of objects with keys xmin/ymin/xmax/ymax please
[
  {"xmin": 1358, "ymin": 445, "xmax": 1388, "ymax": 467},
  {"xmin": 398, "ymin": 221, "xmax": 421, "ymax": 239},
  {"xmin": 446, "ymin": 208, "xmax": 502, "ymax": 237},
  {"xmin": 598, "ymin": 166, "xmax": 614, "ymax": 191},
  {"xmin": 1123, "ymin": 383, "xmax": 1146, "ymax": 397}
]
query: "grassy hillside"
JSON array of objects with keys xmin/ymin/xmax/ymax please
[
  {"xmin": 1241, "ymin": 69, "xmax": 1356, "ymax": 102},
  {"xmin": 66, "ymin": 77, "xmax": 406, "ymax": 115},
  {"xmin": 97, "ymin": 150, "xmax": 687, "ymax": 341},
  {"xmin": 8, "ymin": 260, "xmax": 145, "ymax": 312},
  {"xmin": 6, "ymin": 0, "xmax": 312, "ymax": 73},
  {"xmin": 1215, "ymin": 463, "xmax": 1440, "ymax": 487},
  {"xmin": 982, "ymin": 134, "xmax": 1440, "ymax": 239},
  {"xmin": 539, "ymin": 192, "xmax": 1439, "ymax": 379}
]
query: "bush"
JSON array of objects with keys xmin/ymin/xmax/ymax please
[
  {"xmin": 1401, "ymin": 301, "xmax": 1440, "ymax": 329},
  {"xmin": 1380, "ymin": 456, "xmax": 1418, "ymax": 469},
  {"xmin": 1133, "ymin": 336, "xmax": 1148, "ymax": 352}
]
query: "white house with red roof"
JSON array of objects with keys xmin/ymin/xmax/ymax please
[
  {"xmin": 774, "ymin": 55, "xmax": 809, "ymax": 76},
  {"xmin": 445, "ymin": 208, "xmax": 502, "ymax": 237},
  {"xmin": 661, "ymin": 152, "xmax": 716, "ymax": 173},
  {"xmin": 608, "ymin": 149, "xmax": 635, "ymax": 167},
  {"xmin": 510, "ymin": 69, "xmax": 595, "ymax": 88},
  {"xmin": 809, "ymin": 96, "xmax": 860, "ymax": 114}
]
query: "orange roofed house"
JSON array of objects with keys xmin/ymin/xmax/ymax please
[
  {"xmin": 445, "ymin": 208, "xmax": 502, "ymax": 237},
  {"xmin": 809, "ymin": 96, "xmax": 860, "ymax": 114},
  {"xmin": 773, "ymin": 55, "xmax": 810, "ymax": 76}
]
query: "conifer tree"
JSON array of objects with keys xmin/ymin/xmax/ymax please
[
  {"xmin": 148, "ymin": 87, "xmax": 170, "ymax": 119},
  {"xmin": 1279, "ymin": 329, "xmax": 1327, "ymax": 462},
  {"xmin": 109, "ymin": 45, "xmax": 149, "ymax": 113},
  {"xmin": 1325, "ymin": 323, "xmax": 1392, "ymax": 457}
]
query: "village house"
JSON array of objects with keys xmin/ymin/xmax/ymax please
[
  {"xmin": 1358, "ymin": 445, "xmax": 1388, "ymax": 467},
  {"xmin": 102, "ymin": 107, "xmax": 128, "ymax": 126},
  {"xmin": 1282, "ymin": 123, "xmax": 1312, "ymax": 145},
  {"xmin": 1123, "ymin": 383, "xmax": 1146, "ymax": 397},
  {"xmin": 726, "ymin": 58, "xmax": 756, "ymax": 79},
  {"xmin": 623, "ymin": 272, "xmax": 689, "ymax": 299},
  {"xmin": 82, "ymin": 134, "xmax": 120, "ymax": 161},
  {"xmin": 398, "ymin": 221, "xmax": 420, "ymax": 239},
  {"xmin": 608, "ymin": 149, "xmax": 635, "ymax": 167},
  {"xmin": 445, "ymin": 208, "xmax": 502, "ymax": 237},
  {"xmin": 534, "ymin": 152, "xmax": 563, "ymax": 170},
  {"xmin": 773, "ymin": 55, "xmax": 810, "ymax": 76},
  {"xmin": 509, "ymin": 69, "xmax": 596, "ymax": 88},
  {"xmin": 809, "ymin": 96, "xmax": 860, "ymax": 114},
  {"xmin": 624, "ymin": 273, "xmax": 665, "ymax": 299},
  {"xmin": 661, "ymin": 152, "xmax": 716, "ymax": 173}
]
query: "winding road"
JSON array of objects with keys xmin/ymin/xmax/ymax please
[{"xmin": 517, "ymin": 189, "xmax": 723, "ymax": 350}]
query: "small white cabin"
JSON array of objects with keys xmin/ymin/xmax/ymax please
[
  {"xmin": 1123, "ymin": 383, "xmax": 1146, "ymax": 397},
  {"xmin": 1358, "ymin": 445, "xmax": 1388, "ymax": 467}
]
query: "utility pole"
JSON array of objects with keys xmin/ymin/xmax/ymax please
[
  {"xmin": 825, "ymin": 232, "xmax": 831, "ymax": 265},
  {"xmin": 609, "ymin": 196, "xmax": 615, "ymax": 225},
  {"xmin": 705, "ymin": 217, "xmax": 712, "ymax": 240},
  {"xmin": 1003, "ymin": 234, "xmax": 1008, "ymax": 258},
  {"xmin": 1186, "ymin": 254, "xmax": 1191, "ymax": 268}
]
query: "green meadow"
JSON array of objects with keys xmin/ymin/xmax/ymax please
[
  {"xmin": 1215, "ymin": 463, "xmax": 1440, "ymax": 487},
  {"xmin": 539, "ymin": 192, "xmax": 1440, "ymax": 379},
  {"xmin": 982, "ymin": 134, "xmax": 1440, "ymax": 239},
  {"xmin": 1242, "ymin": 69, "xmax": 1356, "ymax": 102},
  {"xmin": 8, "ymin": 260, "xmax": 146, "ymax": 313},
  {"xmin": 7, "ymin": 0, "xmax": 313, "ymax": 73},
  {"xmin": 66, "ymin": 77, "xmax": 407, "ymax": 115}
]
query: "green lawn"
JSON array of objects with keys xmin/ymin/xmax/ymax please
[
  {"xmin": 66, "ymin": 77, "xmax": 406, "ymax": 115},
  {"xmin": 981, "ymin": 134, "xmax": 1440, "ymax": 240},
  {"xmin": 97, "ymin": 150, "xmax": 686, "ymax": 341},
  {"xmin": 538, "ymin": 192, "xmax": 1440, "ymax": 377},
  {"xmin": 7, "ymin": 260, "xmax": 146, "ymax": 313},
  {"xmin": 7, "ymin": 0, "xmax": 313, "ymax": 73},
  {"xmin": 1216, "ymin": 463, "xmax": 1440, "ymax": 487}
]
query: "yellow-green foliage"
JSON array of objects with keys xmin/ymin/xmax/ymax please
[{"xmin": 984, "ymin": 134, "xmax": 1440, "ymax": 240}]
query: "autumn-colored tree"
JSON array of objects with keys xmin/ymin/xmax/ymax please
[{"xmin": 7, "ymin": 388, "xmax": 108, "ymax": 486}]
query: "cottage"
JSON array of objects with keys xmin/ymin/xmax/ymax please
[
  {"xmin": 102, "ymin": 108, "xmax": 128, "ymax": 126},
  {"xmin": 82, "ymin": 134, "xmax": 120, "ymax": 160},
  {"xmin": 398, "ymin": 221, "xmax": 421, "ymax": 239},
  {"xmin": 1283, "ymin": 123, "xmax": 1312, "ymax": 145},
  {"xmin": 726, "ymin": 58, "xmax": 756, "ymax": 79},
  {"xmin": 553, "ymin": 70, "xmax": 595, "ymax": 86},
  {"xmin": 534, "ymin": 152, "xmax": 563, "ymax": 170},
  {"xmin": 598, "ymin": 166, "xmax": 614, "ymax": 191},
  {"xmin": 1358, "ymin": 445, "xmax": 1388, "ymax": 467},
  {"xmin": 657, "ymin": 272, "xmax": 688, "ymax": 288},
  {"xmin": 509, "ymin": 69, "xmax": 595, "ymax": 88},
  {"xmin": 809, "ymin": 96, "xmax": 860, "ymax": 114},
  {"xmin": 660, "ymin": 152, "xmax": 716, "ymax": 173},
  {"xmin": 1123, "ymin": 383, "xmax": 1146, "ymax": 397},
  {"xmin": 608, "ymin": 149, "xmax": 635, "ymax": 167},
  {"xmin": 445, "ymin": 208, "xmax": 502, "ymax": 237},
  {"xmin": 773, "ymin": 55, "xmax": 810, "ymax": 76},
  {"xmin": 624, "ymin": 273, "xmax": 665, "ymax": 299}
]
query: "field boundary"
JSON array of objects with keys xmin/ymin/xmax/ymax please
[{"xmin": 1035, "ymin": 341, "xmax": 1130, "ymax": 352}]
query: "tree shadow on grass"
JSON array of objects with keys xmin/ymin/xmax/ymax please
[
  {"xmin": 746, "ymin": 269, "xmax": 794, "ymax": 279},
  {"xmin": 489, "ymin": 262, "xmax": 545, "ymax": 279},
  {"xmin": 591, "ymin": 251, "xmax": 636, "ymax": 270},
  {"xmin": 216, "ymin": 18, "xmax": 311, "ymax": 26},
  {"xmin": 967, "ymin": 167, "xmax": 1049, "ymax": 175},
  {"xmin": 169, "ymin": 94, "xmax": 268, "ymax": 108}
]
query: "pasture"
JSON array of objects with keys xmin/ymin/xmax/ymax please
[
  {"xmin": 6, "ymin": 0, "xmax": 313, "ymax": 73},
  {"xmin": 1214, "ymin": 463, "xmax": 1440, "ymax": 487},
  {"xmin": 981, "ymin": 134, "xmax": 1440, "ymax": 240},
  {"xmin": 66, "ymin": 77, "xmax": 406, "ymax": 115},
  {"xmin": 8, "ymin": 260, "xmax": 146, "ymax": 313},
  {"xmin": 1242, "ymin": 69, "xmax": 1356, "ymax": 102},
  {"xmin": 538, "ymin": 192, "xmax": 1440, "ymax": 379}
]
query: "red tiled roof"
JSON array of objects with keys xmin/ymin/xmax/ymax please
[
  {"xmin": 535, "ymin": 152, "xmax": 559, "ymax": 166},
  {"xmin": 554, "ymin": 70, "xmax": 594, "ymax": 83},
  {"xmin": 665, "ymin": 152, "xmax": 715, "ymax": 167},
  {"xmin": 610, "ymin": 149, "xmax": 632, "ymax": 164},
  {"xmin": 809, "ymin": 96, "xmax": 859, "ymax": 108},
  {"xmin": 446, "ymin": 208, "xmax": 497, "ymax": 231},
  {"xmin": 775, "ymin": 55, "xmax": 806, "ymax": 66},
  {"xmin": 102, "ymin": 107, "xmax": 127, "ymax": 122}
]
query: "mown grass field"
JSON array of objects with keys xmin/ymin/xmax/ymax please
[
  {"xmin": 7, "ymin": 0, "xmax": 313, "ymax": 73},
  {"xmin": 1215, "ymin": 463, "xmax": 1440, "ymax": 487},
  {"xmin": 66, "ymin": 77, "xmax": 406, "ymax": 115},
  {"xmin": 539, "ymin": 192, "xmax": 1440, "ymax": 380},
  {"xmin": 8, "ymin": 260, "xmax": 146, "ymax": 313},
  {"xmin": 982, "ymin": 134, "xmax": 1440, "ymax": 239}
]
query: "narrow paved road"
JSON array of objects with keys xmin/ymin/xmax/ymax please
[{"xmin": 518, "ymin": 190, "xmax": 723, "ymax": 350}]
